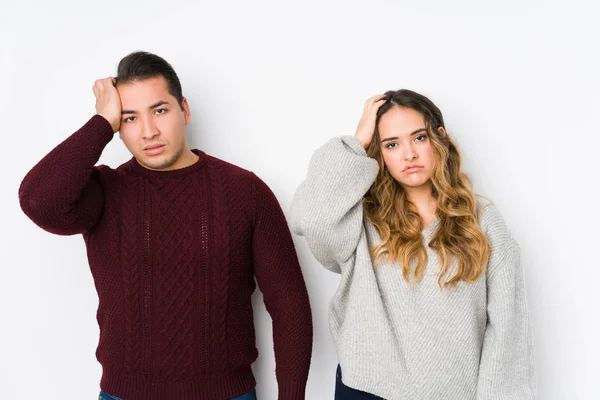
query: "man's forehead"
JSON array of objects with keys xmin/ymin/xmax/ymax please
[{"xmin": 117, "ymin": 77, "xmax": 173, "ymax": 109}]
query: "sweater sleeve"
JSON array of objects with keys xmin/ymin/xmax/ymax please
[
  {"xmin": 18, "ymin": 115, "xmax": 114, "ymax": 235},
  {"xmin": 289, "ymin": 136, "xmax": 379, "ymax": 272},
  {"xmin": 476, "ymin": 204, "xmax": 537, "ymax": 399},
  {"xmin": 251, "ymin": 173, "xmax": 313, "ymax": 400}
]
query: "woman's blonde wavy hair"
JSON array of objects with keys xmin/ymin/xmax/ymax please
[{"xmin": 363, "ymin": 89, "xmax": 491, "ymax": 287}]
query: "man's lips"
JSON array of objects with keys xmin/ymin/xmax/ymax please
[
  {"xmin": 143, "ymin": 143, "xmax": 165, "ymax": 151},
  {"xmin": 143, "ymin": 144, "xmax": 166, "ymax": 156}
]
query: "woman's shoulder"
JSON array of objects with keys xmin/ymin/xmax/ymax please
[{"xmin": 475, "ymin": 195, "xmax": 518, "ymax": 251}]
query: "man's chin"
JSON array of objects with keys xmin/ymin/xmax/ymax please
[{"xmin": 138, "ymin": 155, "xmax": 176, "ymax": 171}]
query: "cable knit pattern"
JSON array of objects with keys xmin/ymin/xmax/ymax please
[
  {"xmin": 155, "ymin": 174, "xmax": 198, "ymax": 381},
  {"xmin": 290, "ymin": 136, "xmax": 536, "ymax": 400},
  {"xmin": 196, "ymin": 172, "xmax": 211, "ymax": 376},
  {"xmin": 18, "ymin": 115, "xmax": 313, "ymax": 400},
  {"xmin": 120, "ymin": 175, "xmax": 142, "ymax": 374},
  {"xmin": 208, "ymin": 161, "xmax": 231, "ymax": 371}
]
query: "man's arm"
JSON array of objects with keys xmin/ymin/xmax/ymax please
[
  {"xmin": 19, "ymin": 78, "xmax": 122, "ymax": 235},
  {"xmin": 251, "ymin": 173, "xmax": 313, "ymax": 400}
]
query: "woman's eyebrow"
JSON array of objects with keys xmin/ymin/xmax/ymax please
[{"xmin": 381, "ymin": 128, "xmax": 427, "ymax": 143}]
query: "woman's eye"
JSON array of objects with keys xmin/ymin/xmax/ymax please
[
  {"xmin": 385, "ymin": 142, "xmax": 397, "ymax": 149},
  {"xmin": 415, "ymin": 134, "xmax": 427, "ymax": 142}
]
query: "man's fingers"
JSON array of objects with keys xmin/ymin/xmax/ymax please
[{"xmin": 94, "ymin": 77, "xmax": 115, "ymax": 89}]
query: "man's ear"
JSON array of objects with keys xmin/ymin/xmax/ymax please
[{"xmin": 182, "ymin": 97, "xmax": 191, "ymax": 125}]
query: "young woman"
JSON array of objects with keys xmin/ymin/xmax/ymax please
[{"xmin": 290, "ymin": 90, "xmax": 536, "ymax": 399}]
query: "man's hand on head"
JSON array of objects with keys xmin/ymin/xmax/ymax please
[{"xmin": 93, "ymin": 77, "xmax": 122, "ymax": 133}]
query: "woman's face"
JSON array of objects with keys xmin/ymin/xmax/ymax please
[{"xmin": 377, "ymin": 106, "xmax": 437, "ymax": 190}]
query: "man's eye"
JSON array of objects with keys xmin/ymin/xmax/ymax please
[
  {"xmin": 124, "ymin": 116, "xmax": 136, "ymax": 123},
  {"xmin": 155, "ymin": 108, "xmax": 167, "ymax": 115}
]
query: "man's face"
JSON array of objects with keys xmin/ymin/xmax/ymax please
[{"xmin": 117, "ymin": 76, "xmax": 191, "ymax": 171}]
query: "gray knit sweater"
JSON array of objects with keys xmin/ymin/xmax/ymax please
[{"xmin": 290, "ymin": 136, "xmax": 536, "ymax": 399}]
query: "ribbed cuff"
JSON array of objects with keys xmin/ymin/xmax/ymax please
[
  {"xmin": 278, "ymin": 380, "xmax": 307, "ymax": 400},
  {"xmin": 341, "ymin": 135, "xmax": 369, "ymax": 156}
]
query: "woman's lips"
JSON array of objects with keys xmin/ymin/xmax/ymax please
[{"xmin": 403, "ymin": 165, "xmax": 424, "ymax": 173}]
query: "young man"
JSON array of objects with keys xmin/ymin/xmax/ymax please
[{"xmin": 19, "ymin": 52, "xmax": 313, "ymax": 400}]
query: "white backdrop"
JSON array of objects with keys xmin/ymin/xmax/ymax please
[{"xmin": 1, "ymin": 0, "xmax": 599, "ymax": 399}]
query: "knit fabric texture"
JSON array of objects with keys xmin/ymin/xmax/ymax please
[
  {"xmin": 290, "ymin": 136, "xmax": 536, "ymax": 400},
  {"xmin": 19, "ymin": 115, "xmax": 313, "ymax": 400}
]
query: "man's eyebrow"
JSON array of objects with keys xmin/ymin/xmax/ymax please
[
  {"xmin": 149, "ymin": 100, "xmax": 169, "ymax": 109},
  {"xmin": 121, "ymin": 100, "xmax": 171, "ymax": 115},
  {"xmin": 380, "ymin": 128, "xmax": 427, "ymax": 143}
]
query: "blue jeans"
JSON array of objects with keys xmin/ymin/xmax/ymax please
[
  {"xmin": 335, "ymin": 365, "xmax": 383, "ymax": 399},
  {"xmin": 99, "ymin": 389, "xmax": 257, "ymax": 400}
]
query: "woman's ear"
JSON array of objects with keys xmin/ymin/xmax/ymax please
[{"xmin": 437, "ymin": 126, "xmax": 447, "ymax": 136}]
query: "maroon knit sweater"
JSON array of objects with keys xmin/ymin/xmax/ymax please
[{"xmin": 19, "ymin": 115, "xmax": 313, "ymax": 400}]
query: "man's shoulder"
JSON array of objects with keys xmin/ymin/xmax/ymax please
[
  {"xmin": 98, "ymin": 158, "xmax": 136, "ymax": 179},
  {"xmin": 92, "ymin": 162, "xmax": 123, "ymax": 179},
  {"xmin": 90, "ymin": 159, "xmax": 138, "ymax": 184},
  {"xmin": 204, "ymin": 153, "xmax": 256, "ymax": 182},
  {"xmin": 203, "ymin": 154, "xmax": 279, "ymax": 205}
]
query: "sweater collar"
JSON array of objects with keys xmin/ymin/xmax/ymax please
[
  {"xmin": 422, "ymin": 217, "xmax": 440, "ymax": 243},
  {"xmin": 129, "ymin": 149, "xmax": 208, "ymax": 178}
]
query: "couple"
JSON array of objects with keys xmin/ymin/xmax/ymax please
[{"xmin": 19, "ymin": 51, "xmax": 536, "ymax": 400}]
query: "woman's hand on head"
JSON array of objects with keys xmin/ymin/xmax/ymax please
[{"xmin": 354, "ymin": 94, "xmax": 387, "ymax": 149}]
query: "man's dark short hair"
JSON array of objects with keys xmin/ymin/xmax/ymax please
[{"xmin": 116, "ymin": 51, "xmax": 184, "ymax": 108}]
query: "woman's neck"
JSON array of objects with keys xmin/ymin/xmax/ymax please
[{"xmin": 404, "ymin": 183, "xmax": 437, "ymax": 227}]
